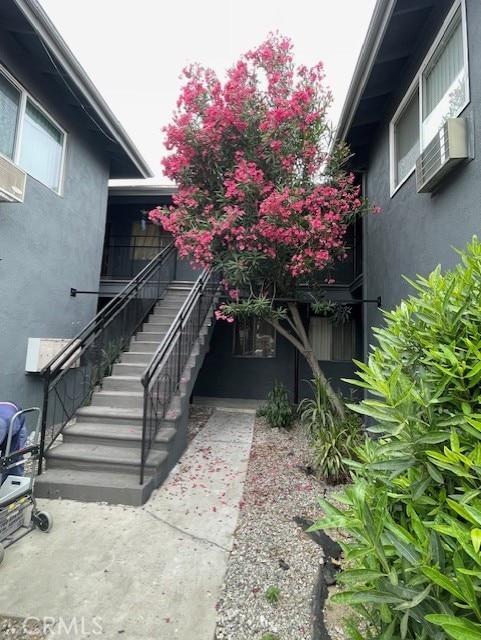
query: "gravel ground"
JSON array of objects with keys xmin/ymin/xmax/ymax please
[
  {"xmin": 214, "ymin": 414, "xmax": 350, "ymax": 640},
  {"xmin": 0, "ymin": 405, "xmax": 352, "ymax": 640}
]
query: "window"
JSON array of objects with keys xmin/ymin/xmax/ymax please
[
  {"xmin": 233, "ymin": 318, "xmax": 276, "ymax": 358},
  {"xmin": 131, "ymin": 221, "xmax": 166, "ymax": 260},
  {"xmin": 0, "ymin": 68, "xmax": 65, "ymax": 193},
  {"xmin": 390, "ymin": 1, "xmax": 468, "ymax": 194},
  {"xmin": 0, "ymin": 73, "xmax": 20, "ymax": 159},
  {"xmin": 308, "ymin": 317, "xmax": 355, "ymax": 361},
  {"xmin": 421, "ymin": 6, "xmax": 467, "ymax": 144},
  {"xmin": 392, "ymin": 90, "xmax": 420, "ymax": 190}
]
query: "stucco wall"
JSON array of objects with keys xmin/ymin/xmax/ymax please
[
  {"xmin": 363, "ymin": 0, "xmax": 481, "ymax": 351},
  {"xmin": 0, "ymin": 39, "xmax": 110, "ymax": 408}
]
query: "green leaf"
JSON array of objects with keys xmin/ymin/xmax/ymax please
[
  {"xmin": 426, "ymin": 461, "xmax": 445, "ymax": 483},
  {"xmin": 471, "ymin": 528, "xmax": 481, "ymax": 553},
  {"xmin": 385, "ymin": 531, "xmax": 421, "ymax": 565},
  {"xmin": 307, "ymin": 515, "xmax": 358, "ymax": 530},
  {"xmin": 331, "ymin": 589, "xmax": 404, "ymax": 605},
  {"xmin": 447, "ymin": 499, "xmax": 481, "ymax": 527},
  {"xmin": 393, "ymin": 584, "xmax": 431, "ymax": 611},
  {"xmin": 425, "ymin": 614, "xmax": 481, "ymax": 640},
  {"xmin": 336, "ymin": 569, "xmax": 386, "ymax": 585},
  {"xmin": 421, "ymin": 566, "xmax": 464, "ymax": 601},
  {"xmin": 417, "ymin": 432, "xmax": 451, "ymax": 445}
]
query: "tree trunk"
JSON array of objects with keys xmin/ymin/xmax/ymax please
[{"xmin": 269, "ymin": 303, "xmax": 346, "ymax": 419}]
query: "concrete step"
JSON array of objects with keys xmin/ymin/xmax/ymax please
[
  {"xmin": 142, "ymin": 316, "xmax": 172, "ymax": 333},
  {"xmin": 102, "ymin": 375, "xmax": 141, "ymax": 392},
  {"xmin": 158, "ymin": 293, "xmax": 188, "ymax": 302},
  {"xmin": 128, "ymin": 341, "xmax": 159, "ymax": 353},
  {"xmin": 153, "ymin": 310, "xmax": 182, "ymax": 326},
  {"xmin": 44, "ymin": 442, "xmax": 167, "ymax": 475},
  {"xmin": 34, "ymin": 468, "xmax": 155, "ymax": 506},
  {"xmin": 62, "ymin": 422, "xmax": 176, "ymax": 450},
  {"xmin": 120, "ymin": 351, "xmax": 152, "ymax": 365},
  {"xmin": 141, "ymin": 319, "xmax": 172, "ymax": 330},
  {"xmin": 90, "ymin": 390, "xmax": 144, "ymax": 410},
  {"xmin": 112, "ymin": 362, "xmax": 145, "ymax": 376},
  {"xmin": 135, "ymin": 331, "xmax": 165, "ymax": 342},
  {"xmin": 168, "ymin": 281, "xmax": 195, "ymax": 287},
  {"xmin": 75, "ymin": 405, "xmax": 144, "ymax": 426}
]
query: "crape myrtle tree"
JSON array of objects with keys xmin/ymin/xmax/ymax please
[{"xmin": 149, "ymin": 33, "xmax": 376, "ymax": 417}]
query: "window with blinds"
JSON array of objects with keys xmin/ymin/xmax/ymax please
[
  {"xmin": 421, "ymin": 6, "xmax": 467, "ymax": 145},
  {"xmin": 308, "ymin": 317, "xmax": 355, "ymax": 361},
  {"xmin": 392, "ymin": 90, "xmax": 420, "ymax": 190},
  {"xmin": 389, "ymin": 1, "xmax": 468, "ymax": 196},
  {"xmin": 131, "ymin": 221, "xmax": 167, "ymax": 260},
  {"xmin": 0, "ymin": 67, "xmax": 65, "ymax": 193}
]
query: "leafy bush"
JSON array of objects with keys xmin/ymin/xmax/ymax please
[
  {"xmin": 309, "ymin": 237, "xmax": 481, "ymax": 639},
  {"xmin": 265, "ymin": 585, "xmax": 280, "ymax": 604},
  {"xmin": 298, "ymin": 375, "xmax": 337, "ymax": 437},
  {"xmin": 298, "ymin": 376, "xmax": 366, "ymax": 483},
  {"xmin": 257, "ymin": 380, "xmax": 295, "ymax": 429}
]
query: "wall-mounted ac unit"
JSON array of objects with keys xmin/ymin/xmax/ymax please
[
  {"xmin": 415, "ymin": 118, "xmax": 469, "ymax": 193},
  {"xmin": 0, "ymin": 154, "xmax": 26, "ymax": 203}
]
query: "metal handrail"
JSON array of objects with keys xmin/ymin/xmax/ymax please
[
  {"xmin": 139, "ymin": 268, "xmax": 220, "ymax": 484},
  {"xmin": 39, "ymin": 242, "xmax": 177, "ymax": 470}
]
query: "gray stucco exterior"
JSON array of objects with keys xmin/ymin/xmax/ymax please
[
  {"xmin": 340, "ymin": 0, "xmax": 481, "ymax": 354},
  {"xmin": 0, "ymin": 0, "xmax": 151, "ymax": 409}
]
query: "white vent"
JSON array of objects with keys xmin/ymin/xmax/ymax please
[
  {"xmin": 415, "ymin": 118, "xmax": 469, "ymax": 193},
  {"xmin": 0, "ymin": 154, "xmax": 26, "ymax": 203}
]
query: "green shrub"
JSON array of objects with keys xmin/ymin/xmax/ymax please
[
  {"xmin": 298, "ymin": 376, "xmax": 366, "ymax": 483},
  {"xmin": 298, "ymin": 375, "xmax": 337, "ymax": 437},
  {"xmin": 265, "ymin": 585, "xmax": 280, "ymax": 604},
  {"xmin": 309, "ymin": 237, "xmax": 481, "ymax": 639},
  {"xmin": 257, "ymin": 380, "xmax": 294, "ymax": 429}
]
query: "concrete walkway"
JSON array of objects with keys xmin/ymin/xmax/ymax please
[{"xmin": 0, "ymin": 401, "xmax": 259, "ymax": 639}]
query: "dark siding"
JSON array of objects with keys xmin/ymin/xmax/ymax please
[{"xmin": 362, "ymin": 0, "xmax": 481, "ymax": 350}]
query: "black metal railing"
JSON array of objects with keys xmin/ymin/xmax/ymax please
[
  {"xmin": 140, "ymin": 269, "xmax": 220, "ymax": 484},
  {"xmin": 39, "ymin": 243, "xmax": 177, "ymax": 470},
  {"xmin": 101, "ymin": 235, "xmax": 172, "ymax": 280}
]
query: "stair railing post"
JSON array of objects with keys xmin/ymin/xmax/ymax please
[
  {"xmin": 177, "ymin": 314, "xmax": 184, "ymax": 389},
  {"xmin": 140, "ymin": 382, "xmax": 149, "ymax": 485},
  {"xmin": 38, "ymin": 367, "xmax": 51, "ymax": 475}
]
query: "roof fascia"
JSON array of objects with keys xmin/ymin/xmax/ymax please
[
  {"xmin": 108, "ymin": 184, "xmax": 178, "ymax": 197},
  {"xmin": 13, "ymin": 0, "xmax": 154, "ymax": 178}
]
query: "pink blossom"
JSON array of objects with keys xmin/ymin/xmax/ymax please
[{"xmin": 151, "ymin": 32, "xmax": 378, "ymax": 319}]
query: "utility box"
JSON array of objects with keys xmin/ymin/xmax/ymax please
[{"xmin": 25, "ymin": 338, "xmax": 81, "ymax": 373}]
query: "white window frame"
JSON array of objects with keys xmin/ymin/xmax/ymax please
[
  {"xmin": 390, "ymin": 84, "xmax": 420, "ymax": 194},
  {"xmin": 0, "ymin": 66, "xmax": 66, "ymax": 195},
  {"xmin": 390, "ymin": 0, "xmax": 469, "ymax": 196}
]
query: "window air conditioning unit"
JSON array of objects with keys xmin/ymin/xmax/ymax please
[
  {"xmin": 415, "ymin": 118, "xmax": 469, "ymax": 193},
  {"xmin": 0, "ymin": 154, "xmax": 26, "ymax": 203}
]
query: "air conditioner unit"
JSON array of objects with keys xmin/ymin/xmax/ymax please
[
  {"xmin": 415, "ymin": 118, "xmax": 469, "ymax": 193},
  {"xmin": 0, "ymin": 154, "xmax": 26, "ymax": 203}
]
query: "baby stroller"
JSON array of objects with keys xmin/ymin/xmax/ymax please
[{"xmin": 0, "ymin": 406, "xmax": 53, "ymax": 565}]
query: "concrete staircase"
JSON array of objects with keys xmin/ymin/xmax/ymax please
[{"xmin": 34, "ymin": 282, "xmax": 215, "ymax": 506}]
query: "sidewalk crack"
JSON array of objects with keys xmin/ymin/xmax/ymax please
[{"xmin": 144, "ymin": 509, "xmax": 231, "ymax": 553}]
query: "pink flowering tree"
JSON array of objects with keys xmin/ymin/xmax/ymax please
[{"xmin": 149, "ymin": 33, "xmax": 375, "ymax": 416}]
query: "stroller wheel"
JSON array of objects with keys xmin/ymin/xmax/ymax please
[
  {"xmin": 0, "ymin": 543, "xmax": 4, "ymax": 565},
  {"xmin": 35, "ymin": 511, "xmax": 53, "ymax": 533}
]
